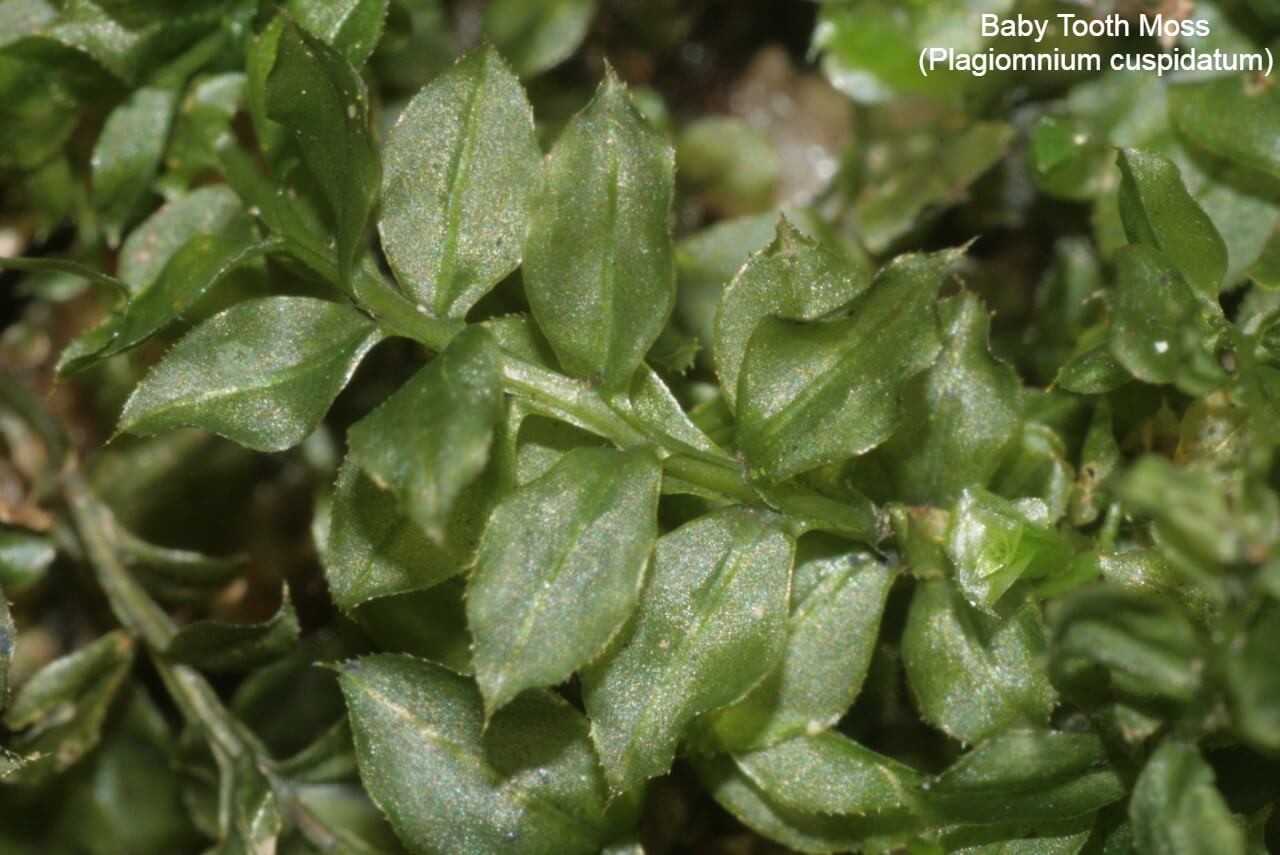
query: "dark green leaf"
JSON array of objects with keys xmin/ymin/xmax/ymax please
[
  {"xmin": 266, "ymin": 21, "xmax": 379, "ymax": 285},
  {"xmin": 524, "ymin": 68, "xmax": 676, "ymax": 392},
  {"xmin": 714, "ymin": 219, "xmax": 869, "ymax": 411},
  {"xmin": 1130, "ymin": 740, "xmax": 1245, "ymax": 855},
  {"xmin": 902, "ymin": 581, "xmax": 1057, "ymax": 744},
  {"xmin": 468, "ymin": 446, "xmax": 661, "ymax": 716},
  {"xmin": 924, "ymin": 730, "xmax": 1126, "ymax": 825},
  {"xmin": 4, "ymin": 630, "xmax": 135, "ymax": 784},
  {"xmin": 583, "ymin": 508, "xmax": 793, "ymax": 794},
  {"xmin": 349, "ymin": 326, "xmax": 505, "ymax": 543},
  {"xmin": 736, "ymin": 248, "xmax": 954, "ymax": 481},
  {"xmin": 379, "ymin": 46, "xmax": 540, "ymax": 318},
  {"xmin": 324, "ymin": 456, "xmax": 493, "ymax": 610},
  {"xmin": 1117, "ymin": 149, "xmax": 1227, "ymax": 300},
  {"xmin": 164, "ymin": 591, "xmax": 300, "ymax": 672},
  {"xmin": 337, "ymin": 654, "xmax": 624, "ymax": 854},
  {"xmin": 704, "ymin": 543, "xmax": 895, "ymax": 751},
  {"xmin": 734, "ymin": 730, "xmax": 923, "ymax": 819},
  {"xmin": 118, "ymin": 297, "xmax": 382, "ymax": 452},
  {"xmin": 881, "ymin": 293, "xmax": 1023, "ymax": 506}
]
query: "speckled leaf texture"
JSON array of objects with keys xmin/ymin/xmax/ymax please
[
  {"xmin": 348, "ymin": 326, "xmax": 505, "ymax": 543},
  {"xmin": 902, "ymin": 581, "xmax": 1057, "ymax": 745},
  {"xmin": 324, "ymin": 456, "xmax": 494, "ymax": 610},
  {"xmin": 523, "ymin": 68, "xmax": 676, "ymax": 393},
  {"xmin": 337, "ymin": 654, "xmax": 625, "ymax": 855},
  {"xmin": 118, "ymin": 297, "xmax": 382, "ymax": 452},
  {"xmin": 713, "ymin": 219, "xmax": 870, "ymax": 411},
  {"xmin": 736, "ymin": 248, "xmax": 956, "ymax": 482},
  {"xmin": 880, "ymin": 293, "xmax": 1023, "ymax": 506},
  {"xmin": 379, "ymin": 46, "xmax": 540, "ymax": 318},
  {"xmin": 583, "ymin": 508, "xmax": 793, "ymax": 795},
  {"xmin": 468, "ymin": 446, "xmax": 662, "ymax": 716},
  {"xmin": 703, "ymin": 542, "xmax": 895, "ymax": 752}
]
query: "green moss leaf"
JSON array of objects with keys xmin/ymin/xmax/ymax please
[
  {"xmin": 118, "ymin": 297, "xmax": 382, "ymax": 452},
  {"xmin": 704, "ymin": 541, "xmax": 895, "ymax": 752},
  {"xmin": 349, "ymin": 326, "xmax": 505, "ymax": 543},
  {"xmin": 266, "ymin": 21, "xmax": 379, "ymax": 286},
  {"xmin": 1130, "ymin": 740, "xmax": 1246, "ymax": 855},
  {"xmin": 881, "ymin": 293, "xmax": 1023, "ymax": 506},
  {"xmin": 714, "ymin": 219, "xmax": 869, "ymax": 412},
  {"xmin": 337, "ymin": 654, "xmax": 623, "ymax": 855},
  {"xmin": 924, "ymin": 730, "xmax": 1126, "ymax": 825},
  {"xmin": 1109, "ymin": 245, "xmax": 1225, "ymax": 395},
  {"xmin": 483, "ymin": 0, "xmax": 595, "ymax": 78},
  {"xmin": 946, "ymin": 487, "xmax": 1076, "ymax": 610},
  {"xmin": 583, "ymin": 508, "xmax": 793, "ymax": 794},
  {"xmin": 324, "ymin": 455, "xmax": 493, "ymax": 610},
  {"xmin": 4, "ymin": 631, "xmax": 135, "ymax": 785},
  {"xmin": 468, "ymin": 446, "xmax": 661, "ymax": 716},
  {"xmin": 91, "ymin": 86, "xmax": 177, "ymax": 245},
  {"xmin": 379, "ymin": 46, "xmax": 540, "ymax": 318},
  {"xmin": 736, "ymin": 248, "xmax": 954, "ymax": 481},
  {"xmin": 1117, "ymin": 149, "xmax": 1227, "ymax": 300},
  {"xmin": 734, "ymin": 730, "xmax": 923, "ymax": 820},
  {"xmin": 288, "ymin": 0, "xmax": 388, "ymax": 68},
  {"xmin": 164, "ymin": 591, "xmax": 300, "ymax": 673},
  {"xmin": 1170, "ymin": 76, "xmax": 1280, "ymax": 181},
  {"xmin": 524, "ymin": 69, "xmax": 676, "ymax": 392},
  {"xmin": 902, "ymin": 581, "xmax": 1057, "ymax": 744}
]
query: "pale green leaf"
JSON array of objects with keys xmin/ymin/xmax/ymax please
[
  {"xmin": 734, "ymin": 730, "xmax": 923, "ymax": 819},
  {"xmin": 1130, "ymin": 740, "xmax": 1246, "ymax": 855},
  {"xmin": 92, "ymin": 86, "xmax": 177, "ymax": 245},
  {"xmin": 483, "ymin": 0, "xmax": 595, "ymax": 77}
]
